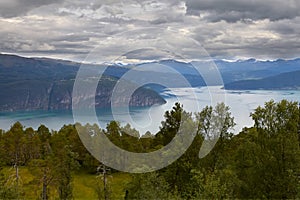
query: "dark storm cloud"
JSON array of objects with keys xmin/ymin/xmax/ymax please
[
  {"xmin": 0, "ymin": 0, "xmax": 64, "ymax": 18},
  {"xmin": 186, "ymin": 0, "xmax": 300, "ymax": 22}
]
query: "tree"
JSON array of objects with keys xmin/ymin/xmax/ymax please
[
  {"xmin": 3, "ymin": 122, "xmax": 25, "ymax": 166},
  {"xmin": 125, "ymin": 172, "xmax": 178, "ymax": 200},
  {"xmin": 95, "ymin": 164, "xmax": 112, "ymax": 200},
  {"xmin": 34, "ymin": 125, "xmax": 53, "ymax": 200},
  {"xmin": 154, "ymin": 103, "xmax": 201, "ymax": 198},
  {"xmin": 23, "ymin": 127, "xmax": 41, "ymax": 164},
  {"xmin": 119, "ymin": 124, "xmax": 144, "ymax": 153},
  {"xmin": 249, "ymin": 100, "xmax": 300, "ymax": 198},
  {"xmin": 190, "ymin": 168, "xmax": 238, "ymax": 199},
  {"xmin": 106, "ymin": 121, "xmax": 122, "ymax": 148},
  {"xmin": 50, "ymin": 127, "xmax": 79, "ymax": 200},
  {"xmin": 196, "ymin": 103, "xmax": 235, "ymax": 171},
  {"xmin": 231, "ymin": 127, "xmax": 263, "ymax": 198},
  {"xmin": 2, "ymin": 122, "xmax": 26, "ymax": 198},
  {"xmin": 140, "ymin": 131, "xmax": 154, "ymax": 152},
  {"xmin": 154, "ymin": 102, "xmax": 183, "ymax": 146},
  {"xmin": 0, "ymin": 129, "xmax": 5, "ymax": 165},
  {"xmin": 29, "ymin": 156, "xmax": 56, "ymax": 200},
  {"xmin": 54, "ymin": 145, "xmax": 77, "ymax": 200},
  {"xmin": 196, "ymin": 102, "xmax": 235, "ymax": 142}
]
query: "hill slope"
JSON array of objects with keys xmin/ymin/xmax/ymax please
[
  {"xmin": 0, "ymin": 54, "xmax": 166, "ymax": 112},
  {"xmin": 224, "ymin": 70, "xmax": 300, "ymax": 90}
]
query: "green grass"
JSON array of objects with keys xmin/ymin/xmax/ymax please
[
  {"xmin": 73, "ymin": 172, "xmax": 131, "ymax": 200},
  {"xmin": 2, "ymin": 167, "xmax": 131, "ymax": 200},
  {"xmin": 2, "ymin": 166, "xmax": 42, "ymax": 199},
  {"xmin": 73, "ymin": 172, "xmax": 98, "ymax": 199}
]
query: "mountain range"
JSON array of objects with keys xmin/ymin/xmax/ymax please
[{"xmin": 0, "ymin": 53, "xmax": 300, "ymax": 112}]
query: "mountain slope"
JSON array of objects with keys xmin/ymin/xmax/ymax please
[
  {"xmin": 224, "ymin": 70, "xmax": 300, "ymax": 90},
  {"xmin": 0, "ymin": 54, "xmax": 166, "ymax": 112},
  {"xmin": 126, "ymin": 58, "xmax": 300, "ymax": 85},
  {"xmin": 216, "ymin": 58, "xmax": 300, "ymax": 80}
]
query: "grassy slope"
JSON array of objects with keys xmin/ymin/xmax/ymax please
[{"xmin": 2, "ymin": 167, "xmax": 131, "ymax": 200}]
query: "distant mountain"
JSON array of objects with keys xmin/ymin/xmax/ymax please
[
  {"xmin": 224, "ymin": 70, "xmax": 300, "ymax": 90},
  {"xmin": 131, "ymin": 58, "xmax": 300, "ymax": 90},
  {"xmin": 1, "ymin": 53, "xmax": 300, "ymax": 112},
  {"xmin": 215, "ymin": 58, "xmax": 300, "ymax": 83},
  {"xmin": 0, "ymin": 54, "xmax": 166, "ymax": 112},
  {"xmin": 129, "ymin": 58, "xmax": 300, "ymax": 85},
  {"xmin": 107, "ymin": 60, "xmax": 206, "ymax": 88}
]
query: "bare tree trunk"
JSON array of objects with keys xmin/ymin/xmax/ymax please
[
  {"xmin": 42, "ymin": 169, "xmax": 48, "ymax": 200},
  {"xmin": 15, "ymin": 153, "xmax": 19, "ymax": 200},
  {"xmin": 103, "ymin": 166, "xmax": 108, "ymax": 200},
  {"xmin": 97, "ymin": 164, "xmax": 111, "ymax": 200}
]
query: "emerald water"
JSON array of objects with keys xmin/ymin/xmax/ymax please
[{"xmin": 1, "ymin": 87, "xmax": 299, "ymax": 134}]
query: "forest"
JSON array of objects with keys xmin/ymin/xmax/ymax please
[{"xmin": 0, "ymin": 99, "xmax": 299, "ymax": 199}]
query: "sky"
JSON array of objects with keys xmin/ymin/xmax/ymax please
[{"xmin": 1, "ymin": 0, "xmax": 300, "ymax": 62}]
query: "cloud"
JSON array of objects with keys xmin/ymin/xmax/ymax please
[
  {"xmin": 267, "ymin": 17, "xmax": 300, "ymax": 36},
  {"xmin": 0, "ymin": 0, "xmax": 64, "ymax": 18},
  {"xmin": 0, "ymin": 0, "xmax": 299, "ymax": 61},
  {"xmin": 186, "ymin": 0, "xmax": 300, "ymax": 22}
]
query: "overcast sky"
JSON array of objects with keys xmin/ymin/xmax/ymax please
[{"xmin": 1, "ymin": 0, "xmax": 300, "ymax": 62}]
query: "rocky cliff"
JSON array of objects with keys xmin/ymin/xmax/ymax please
[{"xmin": 0, "ymin": 54, "xmax": 166, "ymax": 112}]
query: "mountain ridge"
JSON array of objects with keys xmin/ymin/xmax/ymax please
[
  {"xmin": 224, "ymin": 70, "xmax": 300, "ymax": 90},
  {"xmin": 0, "ymin": 54, "xmax": 166, "ymax": 112}
]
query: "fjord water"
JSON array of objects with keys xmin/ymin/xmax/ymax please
[{"xmin": 0, "ymin": 87, "xmax": 299, "ymax": 134}]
